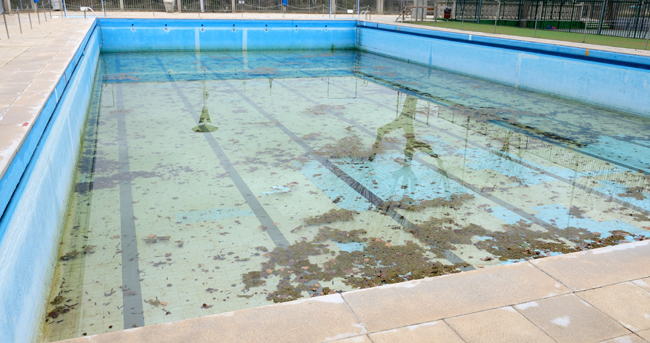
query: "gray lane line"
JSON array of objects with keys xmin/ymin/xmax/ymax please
[
  {"xmin": 157, "ymin": 60, "xmax": 290, "ymax": 248},
  {"xmin": 208, "ymin": 71, "xmax": 472, "ymax": 269},
  {"xmin": 275, "ymin": 80, "xmax": 554, "ymax": 231},
  {"xmin": 115, "ymin": 82, "xmax": 145, "ymax": 329}
]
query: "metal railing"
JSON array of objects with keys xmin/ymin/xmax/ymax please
[
  {"xmin": 2, "ymin": 0, "xmax": 55, "ymax": 39},
  {"xmin": 4, "ymin": 0, "xmax": 408, "ymax": 13},
  {"xmin": 3, "ymin": 0, "xmax": 649, "ymax": 42},
  {"xmin": 455, "ymin": 0, "xmax": 650, "ymax": 39}
]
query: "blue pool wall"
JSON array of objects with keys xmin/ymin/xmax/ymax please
[
  {"xmin": 0, "ymin": 18, "xmax": 649, "ymax": 343},
  {"xmin": 0, "ymin": 23, "xmax": 101, "ymax": 343},
  {"xmin": 357, "ymin": 22, "xmax": 650, "ymax": 118},
  {"xmin": 100, "ymin": 19, "xmax": 358, "ymax": 52}
]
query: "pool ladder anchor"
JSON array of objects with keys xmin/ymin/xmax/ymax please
[{"xmin": 192, "ymin": 81, "xmax": 218, "ymax": 133}]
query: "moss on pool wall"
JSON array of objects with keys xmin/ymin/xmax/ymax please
[
  {"xmin": 357, "ymin": 22, "xmax": 650, "ymax": 118},
  {"xmin": 0, "ymin": 23, "xmax": 101, "ymax": 343}
]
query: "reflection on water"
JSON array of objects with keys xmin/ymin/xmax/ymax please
[{"xmin": 42, "ymin": 50, "xmax": 650, "ymax": 341}]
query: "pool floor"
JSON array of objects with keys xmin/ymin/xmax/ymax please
[{"xmin": 41, "ymin": 50, "xmax": 650, "ymax": 341}]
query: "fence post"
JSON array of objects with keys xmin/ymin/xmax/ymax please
[
  {"xmin": 477, "ymin": 0, "xmax": 482, "ymax": 23},
  {"xmin": 119, "ymin": 0, "xmax": 124, "ymax": 10},
  {"xmin": 435, "ymin": 0, "xmax": 438, "ymax": 24},
  {"xmin": 632, "ymin": 0, "xmax": 643, "ymax": 38},
  {"xmin": 494, "ymin": 0, "xmax": 500, "ymax": 33},
  {"xmin": 461, "ymin": 0, "xmax": 465, "ymax": 29},
  {"xmin": 534, "ymin": 0, "xmax": 542, "ymax": 37},
  {"xmin": 2, "ymin": 11, "xmax": 9, "ymax": 39},
  {"xmin": 596, "ymin": 0, "xmax": 606, "ymax": 35},
  {"xmin": 18, "ymin": 9, "xmax": 23, "ymax": 33},
  {"xmin": 568, "ymin": 0, "xmax": 575, "ymax": 33}
]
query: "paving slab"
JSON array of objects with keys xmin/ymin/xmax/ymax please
[
  {"xmin": 578, "ymin": 282, "xmax": 650, "ymax": 332},
  {"xmin": 328, "ymin": 335, "xmax": 373, "ymax": 343},
  {"xmin": 342, "ymin": 262, "xmax": 569, "ymax": 332},
  {"xmin": 633, "ymin": 278, "xmax": 650, "ymax": 293},
  {"xmin": 0, "ymin": 15, "xmax": 94, "ymax": 179},
  {"xmin": 598, "ymin": 335, "xmax": 649, "ymax": 343},
  {"xmin": 531, "ymin": 241, "xmax": 650, "ymax": 291},
  {"xmin": 54, "ymin": 294, "xmax": 365, "ymax": 343},
  {"xmin": 445, "ymin": 306, "xmax": 555, "ymax": 343},
  {"xmin": 637, "ymin": 329, "xmax": 650, "ymax": 341},
  {"xmin": 368, "ymin": 320, "xmax": 464, "ymax": 343},
  {"xmin": 515, "ymin": 294, "xmax": 629, "ymax": 343}
]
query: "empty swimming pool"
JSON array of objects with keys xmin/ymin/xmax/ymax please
[
  {"xmin": 2, "ymin": 18, "xmax": 650, "ymax": 343},
  {"xmin": 40, "ymin": 48, "xmax": 650, "ymax": 340}
]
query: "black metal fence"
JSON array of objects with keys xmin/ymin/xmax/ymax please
[
  {"xmin": 6, "ymin": 0, "xmax": 402, "ymax": 13},
  {"xmin": 455, "ymin": 0, "xmax": 650, "ymax": 38},
  {"xmin": 4, "ymin": 0, "xmax": 649, "ymax": 39}
]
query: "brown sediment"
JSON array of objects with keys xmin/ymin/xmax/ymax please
[
  {"xmin": 313, "ymin": 227, "xmax": 367, "ymax": 243},
  {"xmin": 305, "ymin": 104, "xmax": 345, "ymax": 116},
  {"xmin": 47, "ymin": 303, "xmax": 77, "ymax": 319},
  {"xmin": 314, "ymin": 136, "xmax": 378, "ymax": 160},
  {"xmin": 60, "ymin": 250, "xmax": 80, "ymax": 261},
  {"xmin": 618, "ymin": 186, "xmax": 647, "ymax": 200},
  {"xmin": 303, "ymin": 209, "xmax": 358, "ymax": 225},
  {"xmin": 145, "ymin": 298, "xmax": 161, "ymax": 307},
  {"xmin": 82, "ymin": 245, "xmax": 97, "ymax": 254},
  {"xmin": 241, "ymin": 226, "xmax": 463, "ymax": 303},
  {"xmin": 569, "ymin": 206, "xmax": 586, "ymax": 218},
  {"xmin": 50, "ymin": 295, "xmax": 65, "ymax": 305},
  {"xmin": 143, "ymin": 235, "xmax": 171, "ymax": 244},
  {"xmin": 631, "ymin": 213, "xmax": 650, "ymax": 222},
  {"xmin": 378, "ymin": 194, "xmax": 475, "ymax": 212}
]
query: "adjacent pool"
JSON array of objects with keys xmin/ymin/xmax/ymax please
[{"xmin": 1, "ymin": 18, "xmax": 649, "ymax": 343}]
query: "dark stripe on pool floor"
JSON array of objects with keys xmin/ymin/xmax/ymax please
[
  {"xmin": 159, "ymin": 57, "xmax": 291, "ymax": 249},
  {"xmin": 201, "ymin": 63, "xmax": 473, "ymax": 269},
  {"xmin": 115, "ymin": 81, "xmax": 146, "ymax": 329}
]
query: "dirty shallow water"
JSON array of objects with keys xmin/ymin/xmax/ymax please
[{"xmin": 41, "ymin": 49, "xmax": 650, "ymax": 341}]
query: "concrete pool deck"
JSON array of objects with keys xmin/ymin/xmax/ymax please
[
  {"xmin": 1, "ymin": 12, "xmax": 650, "ymax": 343},
  {"xmin": 55, "ymin": 240, "xmax": 650, "ymax": 343}
]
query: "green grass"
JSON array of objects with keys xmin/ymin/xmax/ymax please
[{"xmin": 412, "ymin": 20, "xmax": 650, "ymax": 51}]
